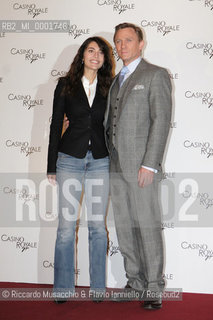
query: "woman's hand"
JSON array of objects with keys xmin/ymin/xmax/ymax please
[
  {"xmin": 47, "ymin": 174, "xmax": 56, "ymax": 186},
  {"xmin": 62, "ymin": 116, "xmax": 69, "ymax": 136}
]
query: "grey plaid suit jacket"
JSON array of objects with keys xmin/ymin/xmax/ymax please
[{"xmin": 104, "ymin": 58, "xmax": 172, "ymax": 177}]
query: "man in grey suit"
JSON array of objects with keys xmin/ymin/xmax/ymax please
[{"xmin": 104, "ymin": 22, "xmax": 172, "ymax": 309}]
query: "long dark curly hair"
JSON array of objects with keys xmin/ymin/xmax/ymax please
[{"xmin": 62, "ymin": 37, "xmax": 114, "ymax": 97}]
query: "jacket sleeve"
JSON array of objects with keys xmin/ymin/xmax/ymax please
[
  {"xmin": 141, "ymin": 68, "xmax": 172, "ymax": 170},
  {"xmin": 47, "ymin": 78, "xmax": 66, "ymax": 174}
]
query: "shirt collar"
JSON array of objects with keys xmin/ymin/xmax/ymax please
[
  {"xmin": 82, "ymin": 75, "xmax": 97, "ymax": 88},
  {"xmin": 125, "ymin": 57, "xmax": 142, "ymax": 75}
]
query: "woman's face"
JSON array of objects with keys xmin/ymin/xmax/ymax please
[{"xmin": 83, "ymin": 41, "xmax": 105, "ymax": 72}]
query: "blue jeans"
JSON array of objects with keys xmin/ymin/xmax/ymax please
[{"xmin": 54, "ymin": 151, "xmax": 109, "ymax": 294}]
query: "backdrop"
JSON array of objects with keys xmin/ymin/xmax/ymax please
[{"xmin": 0, "ymin": 0, "xmax": 213, "ymax": 294}]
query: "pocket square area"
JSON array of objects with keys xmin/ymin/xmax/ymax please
[{"xmin": 132, "ymin": 84, "xmax": 144, "ymax": 90}]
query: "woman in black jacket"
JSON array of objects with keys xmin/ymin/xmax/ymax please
[{"xmin": 47, "ymin": 37, "xmax": 113, "ymax": 302}]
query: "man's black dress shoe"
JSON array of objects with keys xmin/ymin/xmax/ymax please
[
  {"xmin": 90, "ymin": 291, "xmax": 104, "ymax": 303},
  {"xmin": 92, "ymin": 299, "xmax": 103, "ymax": 303},
  {"xmin": 54, "ymin": 299, "xmax": 67, "ymax": 304},
  {"xmin": 143, "ymin": 299, "xmax": 162, "ymax": 310}
]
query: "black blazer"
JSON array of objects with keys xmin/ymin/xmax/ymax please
[{"xmin": 47, "ymin": 77, "xmax": 108, "ymax": 173}]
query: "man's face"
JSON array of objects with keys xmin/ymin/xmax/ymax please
[{"xmin": 114, "ymin": 27, "xmax": 144, "ymax": 65}]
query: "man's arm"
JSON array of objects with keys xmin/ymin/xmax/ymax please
[{"xmin": 139, "ymin": 68, "xmax": 172, "ymax": 187}]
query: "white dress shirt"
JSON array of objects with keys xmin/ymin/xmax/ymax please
[
  {"xmin": 82, "ymin": 75, "xmax": 97, "ymax": 107},
  {"xmin": 82, "ymin": 75, "xmax": 97, "ymax": 145},
  {"xmin": 122, "ymin": 56, "xmax": 141, "ymax": 82}
]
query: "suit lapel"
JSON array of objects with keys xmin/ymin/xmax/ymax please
[
  {"xmin": 117, "ymin": 59, "xmax": 148, "ymax": 118},
  {"xmin": 91, "ymin": 84, "xmax": 104, "ymax": 109},
  {"xmin": 105, "ymin": 59, "xmax": 148, "ymax": 126},
  {"xmin": 104, "ymin": 75, "xmax": 119, "ymax": 128},
  {"xmin": 78, "ymin": 80, "xmax": 91, "ymax": 109},
  {"xmin": 78, "ymin": 79, "xmax": 102, "ymax": 109}
]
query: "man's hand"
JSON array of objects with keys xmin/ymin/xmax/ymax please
[
  {"xmin": 47, "ymin": 174, "xmax": 56, "ymax": 186},
  {"xmin": 137, "ymin": 167, "xmax": 154, "ymax": 188}
]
